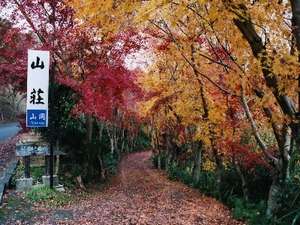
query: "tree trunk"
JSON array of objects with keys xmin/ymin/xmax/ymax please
[
  {"xmin": 290, "ymin": 0, "xmax": 300, "ymax": 153},
  {"xmin": 234, "ymin": 160, "xmax": 249, "ymax": 201},
  {"xmin": 97, "ymin": 154, "xmax": 106, "ymax": 180},
  {"xmin": 291, "ymin": 1, "xmax": 300, "ymax": 51},
  {"xmin": 110, "ymin": 138, "xmax": 115, "ymax": 155},
  {"xmin": 55, "ymin": 156, "xmax": 60, "ymax": 175},
  {"xmin": 192, "ymin": 142, "xmax": 202, "ymax": 185},
  {"xmin": 85, "ymin": 116, "xmax": 93, "ymax": 144},
  {"xmin": 165, "ymin": 152, "xmax": 172, "ymax": 172},
  {"xmin": 213, "ymin": 147, "xmax": 224, "ymax": 199},
  {"xmin": 76, "ymin": 175, "xmax": 86, "ymax": 190},
  {"xmin": 266, "ymin": 178, "xmax": 282, "ymax": 219},
  {"xmin": 267, "ymin": 128, "xmax": 291, "ymax": 218},
  {"xmin": 96, "ymin": 122, "xmax": 106, "ymax": 180},
  {"xmin": 106, "ymin": 125, "xmax": 116, "ymax": 155},
  {"xmin": 215, "ymin": 165, "xmax": 223, "ymax": 199},
  {"xmin": 157, "ymin": 151, "xmax": 162, "ymax": 170}
]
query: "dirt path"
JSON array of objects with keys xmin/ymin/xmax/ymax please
[{"xmin": 32, "ymin": 151, "xmax": 244, "ymax": 225}]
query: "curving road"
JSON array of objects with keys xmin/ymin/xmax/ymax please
[{"xmin": 0, "ymin": 122, "xmax": 20, "ymax": 142}]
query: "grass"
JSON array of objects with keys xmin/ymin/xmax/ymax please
[
  {"xmin": 0, "ymin": 193, "xmax": 37, "ymax": 224},
  {"xmin": 26, "ymin": 185, "xmax": 72, "ymax": 207}
]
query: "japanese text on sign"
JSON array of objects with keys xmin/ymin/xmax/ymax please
[{"xmin": 26, "ymin": 50, "xmax": 50, "ymax": 128}]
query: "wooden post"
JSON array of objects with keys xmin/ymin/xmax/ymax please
[
  {"xmin": 45, "ymin": 156, "xmax": 50, "ymax": 176},
  {"xmin": 49, "ymin": 142, "xmax": 54, "ymax": 188},
  {"xmin": 24, "ymin": 156, "xmax": 30, "ymax": 178}
]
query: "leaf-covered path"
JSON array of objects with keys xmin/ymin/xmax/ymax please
[{"xmin": 33, "ymin": 151, "xmax": 244, "ymax": 225}]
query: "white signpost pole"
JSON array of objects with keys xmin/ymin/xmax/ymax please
[
  {"xmin": 26, "ymin": 50, "xmax": 53, "ymax": 188},
  {"xmin": 26, "ymin": 50, "xmax": 50, "ymax": 128}
]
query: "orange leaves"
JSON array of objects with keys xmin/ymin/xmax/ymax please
[{"xmin": 71, "ymin": 0, "xmax": 298, "ymax": 176}]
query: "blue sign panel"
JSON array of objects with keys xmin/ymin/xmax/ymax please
[{"xmin": 26, "ymin": 109, "xmax": 47, "ymax": 127}]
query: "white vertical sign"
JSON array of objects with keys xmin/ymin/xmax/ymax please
[{"xmin": 26, "ymin": 50, "xmax": 50, "ymax": 127}]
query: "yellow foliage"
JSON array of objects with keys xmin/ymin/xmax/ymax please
[{"xmin": 70, "ymin": 0, "xmax": 298, "ymax": 172}]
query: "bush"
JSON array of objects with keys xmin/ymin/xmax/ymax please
[
  {"xmin": 31, "ymin": 166, "xmax": 44, "ymax": 184},
  {"xmin": 26, "ymin": 185, "xmax": 71, "ymax": 207},
  {"xmin": 275, "ymin": 178, "xmax": 300, "ymax": 225},
  {"xmin": 229, "ymin": 197, "xmax": 270, "ymax": 225},
  {"xmin": 11, "ymin": 163, "xmax": 46, "ymax": 186},
  {"xmin": 197, "ymin": 171, "xmax": 219, "ymax": 197},
  {"xmin": 11, "ymin": 163, "xmax": 24, "ymax": 187},
  {"xmin": 152, "ymin": 153, "xmax": 167, "ymax": 170},
  {"xmin": 103, "ymin": 152, "xmax": 119, "ymax": 175},
  {"xmin": 168, "ymin": 163, "xmax": 194, "ymax": 186}
]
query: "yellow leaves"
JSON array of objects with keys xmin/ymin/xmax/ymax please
[
  {"xmin": 134, "ymin": 0, "xmax": 171, "ymax": 23},
  {"xmin": 202, "ymin": 158, "xmax": 216, "ymax": 171},
  {"xmin": 271, "ymin": 53, "xmax": 299, "ymax": 95},
  {"xmin": 70, "ymin": 0, "xmax": 299, "ymax": 164},
  {"xmin": 208, "ymin": 107, "xmax": 225, "ymax": 124},
  {"xmin": 138, "ymin": 97, "xmax": 158, "ymax": 118},
  {"xmin": 69, "ymin": 0, "xmax": 140, "ymax": 35},
  {"xmin": 197, "ymin": 0, "xmax": 207, "ymax": 4},
  {"xmin": 206, "ymin": 5, "xmax": 220, "ymax": 22}
]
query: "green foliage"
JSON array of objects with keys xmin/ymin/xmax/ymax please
[
  {"xmin": 197, "ymin": 172, "xmax": 219, "ymax": 197},
  {"xmin": 103, "ymin": 153, "xmax": 119, "ymax": 175},
  {"xmin": 151, "ymin": 153, "xmax": 167, "ymax": 169},
  {"xmin": 134, "ymin": 128, "xmax": 151, "ymax": 150},
  {"xmin": 39, "ymin": 84, "xmax": 149, "ymax": 184},
  {"xmin": 163, "ymin": 160, "xmax": 218, "ymax": 197},
  {"xmin": 11, "ymin": 163, "xmax": 46, "ymax": 186},
  {"xmin": 168, "ymin": 163, "xmax": 194, "ymax": 186},
  {"xmin": 275, "ymin": 172, "xmax": 300, "ymax": 225},
  {"xmin": 26, "ymin": 185, "xmax": 71, "ymax": 207},
  {"xmin": 229, "ymin": 197, "xmax": 270, "ymax": 225},
  {"xmin": 152, "ymin": 150, "xmax": 300, "ymax": 225},
  {"xmin": 30, "ymin": 166, "xmax": 44, "ymax": 183},
  {"xmin": 11, "ymin": 163, "xmax": 24, "ymax": 187}
]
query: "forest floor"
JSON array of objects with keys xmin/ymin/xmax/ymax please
[{"xmin": 2, "ymin": 151, "xmax": 245, "ymax": 225}]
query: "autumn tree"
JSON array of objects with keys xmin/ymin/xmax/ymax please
[
  {"xmin": 0, "ymin": 0, "xmax": 147, "ymax": 184},
  {"xmin": 70, "ymin": 0, "xmax": 300, "ymax": 219},
  {"xmin": 0, "ymin": 17, "xmax": 34, "ymax": 119}
]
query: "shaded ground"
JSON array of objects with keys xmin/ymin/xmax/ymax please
[
  {"xmin": 0, "ymin": 192, "xmax": 38, "ymax": 225},
  {"xmin": 3, "ymin": 151, "xmax": 245, "ymax": 225},
  {"xmin": 0, "ymin": 122, "xmax": 20, "ymax": 175},
  {"xmin": 0, "ymin": 122, "xmax": 20, "ymax": 143},
  {"xmin": 0, "ymin": 135, "xmax": 19, "ymax": 173}
]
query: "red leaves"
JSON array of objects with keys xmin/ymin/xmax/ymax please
[
  {"xmin": 156, "ymin": 38, "xmax": 172, "ymax": 51},
  {"xmin": 195, "ymin": 35, "xmax": 205, "ymax": 46},
  {"xmin": 1, "ymin": 0, "xmax": 146, "ymax": 126},
  {"xmin": 62, "ymin": 64, "xmax": 143, "ymax": 121},
  {"xmin": 221, "ymin": 139, "xmax": 269, "ymax": 171},
  {"xmin": 0, "ymin": 22, "xmax": 34, "ymax": 91},
  {"xmin": 208, "ymin": 46, "xmax": 231, "ymax": 62}
]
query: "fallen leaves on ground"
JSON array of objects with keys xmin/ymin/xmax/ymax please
[
  {"xmin": 26, "ymin": 151, "xmax": 245, "ymax": 225},
  {"xmin": 0, "ymin": 135, "xmax": 20, "ymax": 172}
]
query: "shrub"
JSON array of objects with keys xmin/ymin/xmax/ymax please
[
  {"xmin": 26, "ymin": 185, "xmax": 71, "ymax": 207},
  {"xmin": 229, "ymin": 197, "xmax": 270, "ymax": 225},
  {"xmin": 168, "ymin": 163, "xmax": 193, "ymax": 186},
  {"xmin": 103, "ymin": 152, "xmax": 119, "ymax": 176},
  {"xmin": 275, "ymin": 178, "xmax": 300, "ymax": 225},
  {"xmin": 11, "ymin": 163, "xmax": 24, "ymax": 187}
]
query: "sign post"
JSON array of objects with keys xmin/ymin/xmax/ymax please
[
  {"xmin": 26, "ymin": 50, "xmax": 54, "ymax": 188},
  {"xmin": 26, "ymin": 50, "xmax": 49, "ymax": 128}
]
